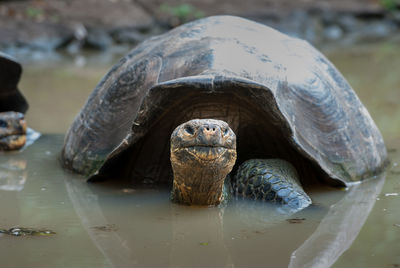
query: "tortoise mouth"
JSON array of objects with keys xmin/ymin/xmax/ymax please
[
  {"xmin": 177, "ymin": 146, "xmax": 233, "ymax": 161},
  {"xmin": 0, "ymin": 132, "xmax": 25, "ymax": 139}
]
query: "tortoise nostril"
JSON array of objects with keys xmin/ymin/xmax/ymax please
[
  {"xmin": 202, "ymin": 125, "xmax": 219, "ymax": 135},
  {"xmin": 204, "ymin": 125, "xmax": 218, "ymax": 133}
]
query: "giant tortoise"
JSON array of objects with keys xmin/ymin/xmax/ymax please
[
  {"xmin": 61, "ymin": 16, "xmax": 387, "ymax": 210},
  {"xmin": 0, "ymin": 52, "xmax": 28, "ymax": 150}
]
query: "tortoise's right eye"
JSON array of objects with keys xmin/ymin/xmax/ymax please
[
  {"xmin": 184, "ymin": 125, "xmax": 194, "ymax": 135},
  {"xmin": 0, "ymin": 119, "xmax": 7, "ymax": 128}
]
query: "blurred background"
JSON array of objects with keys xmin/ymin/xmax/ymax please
[{"xmin": 1, "ymin": 0, "xmax": 400, "ymax": 61}]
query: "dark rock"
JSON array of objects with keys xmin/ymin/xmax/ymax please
[
  {"xmin": 0, "ymin": 21, "xmax": 74, "ymax": 52},
  {"xmin": 324, "ymin": 24, "xmax": 344, "ymax": 40},
  {"xmin": 366, "ymin": 20, "xmax": 397, "ymax": 38},
  {"xmin": 84, "ymin": 28, "xmax": 113, "ymax": 50},
  {"xmin": 388, "ymin": 11, "xmax": 400, "ymax": 23},
  {"xmin": 338, "ymin": 14, "xmax": 363, "ymax": 32},
  {"xmin": 66, "ymin": 40, "xmax": 83, "ymax": 55},
  {"xmin": 304, "ymin": 16, "xmax": 324, "ymax": 44},
  {"xmin": 264, "ymin": 10, "xmax": 325, "ymax": 44},
  {"xmin": 111, "ymin": 28, "xmax": 146, "ymax": 45},
  {"xmin": 320, "ymin": 10, "xmax": 337, "ymax": 25},
  {"xmin": 278, "ymin": 10, "xmax": 310, "ymax": 38},
  {"xmin": 346, "ymin": 20, "xmax": 398, "ymax": 43},
  {"xmin": 28, "ymin": 36, "xmax": 70, "ymax": 51}
]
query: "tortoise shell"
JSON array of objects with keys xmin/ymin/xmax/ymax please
[
  {"xmin": 61, "ymin": 16, "xmax": 387, "ymax": 186},
  {"xmin": 0, "ymin": 52, "xmax": 28, "ymax": 113}
]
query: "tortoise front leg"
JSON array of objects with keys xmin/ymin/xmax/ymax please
[{"xmin": 233, "ymin": 159, "xmax": 311, "ymax": 211}]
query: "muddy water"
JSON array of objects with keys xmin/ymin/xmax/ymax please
[{"xmin": 0, "ymin": 43, "xmax": 399, "ymax": 267}]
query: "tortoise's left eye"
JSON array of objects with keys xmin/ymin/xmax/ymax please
[
  {"xmin": 223, "ymin": 128, "xmax": 229, "ymax": 136},
  {"xmin": 184, "ymin": 125, "xmax": 194, "ymax": 135}
]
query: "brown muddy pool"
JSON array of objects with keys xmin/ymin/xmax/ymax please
[{"xmin": 0, "ymin": 43, "xmax": 399, "ymax": 267}]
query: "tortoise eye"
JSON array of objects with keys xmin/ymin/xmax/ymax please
[
  {"xmin": 0, "ymin": 119, "xmax": 7, "ymax": 128},
  {"xmin": 184, "ymin": 125, "xmax": 194, "ymax": 135},
  {"xmin": 223, "ymin": 128, "xmax": 229, "ymax": 136}
]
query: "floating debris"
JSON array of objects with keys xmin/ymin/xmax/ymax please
[
  {"xmin": 286, "ymin": 218, "xmax": 306, "ymax": 224},
  {"xmin": 91, "ymin": 224, "xmax": 118, "ymax": 232},
  {"xmin": 122, "ymin": 188, "xmax": 136, "ymax": 194},
  {"xmin": 385, "ymin": 193, "xmax": 399, "ymax": 197},
  {"xmin": 0, "ymin": 227, "xmax": 56, "ymax": 237},
  {"xmin": 199, "ymin": 242, "xmax": 209, "ymax": 246}
]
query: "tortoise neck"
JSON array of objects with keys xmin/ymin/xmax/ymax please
[{"xmin": 171, "ymin": 169, "xmax": 227, "ymax": 206}]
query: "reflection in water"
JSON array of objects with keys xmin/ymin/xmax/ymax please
[
  {"xmin": 169, "ymin": 206, "xmax": 233, "ymax": 267},
  {"xmin": 0, "ymin": 135, "xmax": 109, "ymax": 267},
  {"xmin": 65, "ymin": 178, "xmax": 133, "ymax": 267},
  {"xmin": 0, "ymin": 158, "xmax": 27, "ymax": 191},
  {"xmin": 0, "ymin": 128, "xmax": 40, "ymax": 191},
  {"xmin": 65, "ymin": 177, "xmax": 234, "ymax": 267},
  {"xmin": 65, "ymin": 165, "xmax": 384, "ymax": 267},
  {"xmin": 289, "ymin": 176, "xmax": 385, "ymax": 268}
]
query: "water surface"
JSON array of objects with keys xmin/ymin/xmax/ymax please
[{"xmin": 0, "ymin": 42, "xmax": 399, "ymax": 267}]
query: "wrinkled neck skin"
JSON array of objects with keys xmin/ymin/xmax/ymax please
[{"xmin": 171, "ymin": 156, "xmax": 230, "ymax": 206}]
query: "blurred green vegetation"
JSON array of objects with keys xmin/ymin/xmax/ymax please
[
  {"xmin": 380, "ymin": 0, "xmax": 400, "ymax": 10},
  {"xmin": 159, "ymin": 3, "xmax": 205, "ymax": 24},
  {"xmin": 25, "ymin": 6, "xmax": 43, "ymax": 19}
]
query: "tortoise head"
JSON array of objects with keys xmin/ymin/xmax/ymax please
[
  {"xmin": 170, "ymin": 119, "xmax": 237, "ymax": 206},
  {"xmin": 0, "ymin": 112, "xmax": 27, "ymax": 150}
]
